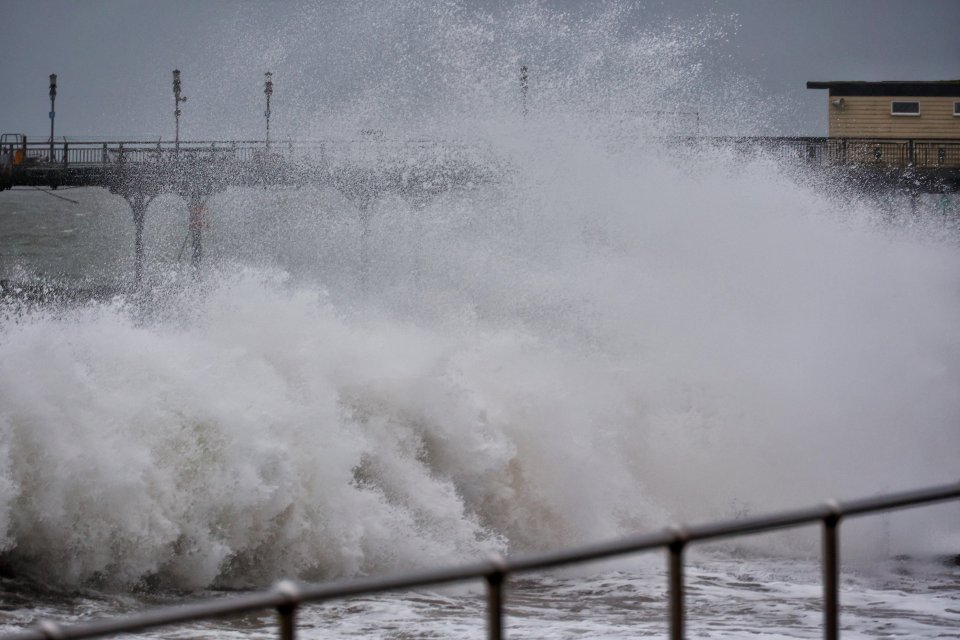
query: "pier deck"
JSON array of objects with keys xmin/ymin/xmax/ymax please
[{"xmin": 2, "ymin": 135, "xmax": 958, "ymax": 284}]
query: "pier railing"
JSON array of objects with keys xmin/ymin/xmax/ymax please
[
  {"xmin": 5, "ymin": 136, "xmax": 960, "ymax": 169},
  {"xmin": 1, "ymin": 482, "xmax": 957, "ymax": 640},
  {"xmin": 2, "ymin": 138, "xmax": 492, "ymax": 169},
  {"xmin": 692, "ymin": 136, "xmax": 960, "ymax": 169}
]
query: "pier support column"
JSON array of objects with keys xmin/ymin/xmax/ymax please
[
  {"xmin": 358, "ymin": 198, "xmax": 372, "ymax": 291},
  {"xmin": 117, "ymin": 186, "xmax": 156, "ymax": 288},
  {"xmin": 406, "ymin": 195, "xmax": 429, "ymax": 292},
  {"xmin": 175, "ymin": 159, "xmax": 225, "ymax": 278},
  {"xmin": 188, "ymin": 191, "xmax": 209, "ymax": 273},
  {"xmin": 131, "ymin": 194, "xmax": 148, "ymax": 286}
]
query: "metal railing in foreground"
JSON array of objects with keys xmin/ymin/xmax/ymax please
[{"xmin": 3, "ymin": 482, "xmax": 958, "ymax": 640}]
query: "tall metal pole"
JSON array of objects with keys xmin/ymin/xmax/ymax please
[
  {"xmin": 48, "ymin": 74, "xmax": 57, "ymax": 162},
  {"xmin": 264, "ymin": 72, "xmax": 273, "ymax": 150},
  {"xmin": 173, "ymin": 69, "xmax": 187, "ymax": 157}
]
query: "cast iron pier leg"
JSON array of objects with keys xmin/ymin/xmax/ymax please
[
  {"xmin": 132, "ymin": 194, "xmax": 147, "ymax": 286},
  {"xmin": 359, "ymin": 199, "xmax": 371, "ymax": 291},
  {"xmin": 121, "ymin": 189, "xmax": 155, "ymax": 288},
  {"xmin": 189, "ymin": 191, "xmax": 206, "ymax": 272}
]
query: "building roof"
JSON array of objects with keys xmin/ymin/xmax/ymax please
[{"xmin": 806, "ymin": 81, "xmax": 960, "ymax": 97}]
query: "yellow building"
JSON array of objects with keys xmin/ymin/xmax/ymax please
[{"xmin": 807, "ymin": 81, "xmax": 960, "ymax": 139}]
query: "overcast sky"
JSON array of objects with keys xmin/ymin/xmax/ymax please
[{"xmin": 2, "ymin": 0, "xmax": 958, "ymax": 140}]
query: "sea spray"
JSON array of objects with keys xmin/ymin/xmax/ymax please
[
  {"xmin": 1, "ymin": 2, "xmax": 959, "ymax": 590},
  {"xmin": 3, "ymin": 159, "xmax": 960, "ymax": 587}
]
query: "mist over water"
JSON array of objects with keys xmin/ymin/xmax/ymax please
[{"xmin": 1, "ymin": 2, "xmax": 959, "ymax": 592}]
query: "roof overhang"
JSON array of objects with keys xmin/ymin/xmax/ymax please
[{"xmin": 806, "ymin": 81, "xmax": 960, "ymax": 97}]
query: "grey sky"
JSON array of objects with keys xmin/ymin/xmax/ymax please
[{"xmin": 2, "ymin": 0, "xmax": 957, "ymax": 140}]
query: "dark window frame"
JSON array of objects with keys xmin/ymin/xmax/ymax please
[{"xmin": 891, "ymin": 101, "xmax": 920, "ymax": 116}]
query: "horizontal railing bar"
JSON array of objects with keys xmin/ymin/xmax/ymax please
[
  {"xmin": 1, "ymin": 481, "xmax": 956, "ymax": 640},
  {"xmin": 1, "ymin": 592, "xmax": 283, "ymax": 640},
  {"xmin": 512, "ymin": 481, "xmax": 960, "ymax": 570},
  {"xmin": 682, "ymin": 504, "xmax": 833, "ymax": 542},
  {"xmin": 8, "ymin": 137, "xmax": 959, "ymax": 177},
  {"xmin": 836, "ymin": 482, "xmax": 960, "ymax": 517},
  {"xmin": 280, "ymin": 559, "xmax": 498, "ymax": 604},
  {"xmin": 0, "ymin": 561, "xmax": 501, "ymax": 640},
  {"xmin": 688, "ymin": 482, "xmax": 960, "ymax": 543},
  {"xmin": 12, "ymin": 137, "xmax": 960, "ymax": 148},
  {"xmin": 14, "ymin": 139, "xmax": 476, "ymax": 147},
  {"xmin": 508, "ymin": 529, "xmax": 676, "ymax": 572}
]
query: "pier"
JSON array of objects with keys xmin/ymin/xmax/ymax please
[
  {"xmin": 2, "ymin": 135, "xmax": 959, "ymax": 286},
  {"xmin": 0, "ymin": 137, "xmax": 499, "ymax": 284}
]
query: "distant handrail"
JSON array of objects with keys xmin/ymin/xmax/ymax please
[
  {"xmin": 0, "ymin": 481, "xmax": 957, "ymax": 640},
  {"xmin": 11, "ymin": 139, "xmax": 480, "ymax": 147},
  {"xmin": 11, "ymin": 136, "xmax": 960, "ymax": 148},
  {"xmin": 7, "ymin": 137, "xmax": 960, "ymax": 171}
]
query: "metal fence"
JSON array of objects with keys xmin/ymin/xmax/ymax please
[
  {"xmin": 669, "ymin": 137, "xmax": 960, "ymax": 169},
  {"xmin": 6, "ymin": 137, "xmax": 960, "ymax": 170},
  {"xmin": 4, "ymin": 138, "xmax": 492, "ymax": 169},
  {"xmin": 1, "ymin": 482, "xmax": 957, "ymax": 640}
]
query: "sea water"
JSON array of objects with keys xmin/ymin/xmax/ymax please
[{"xmin": 1, "ymin": 2, "xmax": 959, "ymax": 637}]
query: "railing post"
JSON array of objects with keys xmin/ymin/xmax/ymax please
[
  {"xmin": 486, "ymin": 554, "xmax": 508, "ymax": 640},
  {"xmin": 274, "ymin": 581, "xmax": 300, "ymax": 640},
  {"xmin": 668, "ymin": 527, "xmax": 687, "ymax": 640},
  {"xmin": 278, "ymin": 604, "xmax": 295, "ymax": 640},
  {"xmin": 822, "ymin": 502, "xmax": 842, "ymax": 640}
]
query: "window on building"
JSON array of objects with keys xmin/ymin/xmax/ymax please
[
  {"xmin": 954, "ymin": 102, "xmax": 960, "ymax": 116},
  {"xmin": 891, "ymin": 101, "xmax": 920, "ymax": 116}
]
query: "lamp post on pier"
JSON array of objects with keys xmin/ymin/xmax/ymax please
[
  {"xmin": 264, "ymin": 71, "xmax": 273, "ymax": 150},
  {"xmin": 172, "ymin": 69, "xmax": 188, "ymax": 157},
  {"xmin": 48, "ymin": 74, "xmax": 57, "ymax": 162}
]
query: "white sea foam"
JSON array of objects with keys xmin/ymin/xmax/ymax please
[
  {"xmin": 2, "ymin": 149, "xmax": 959, "ymax": 589},
  {"xmin": 1, "ymin": 1, "xmax": 959, "ymax": 594}
]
